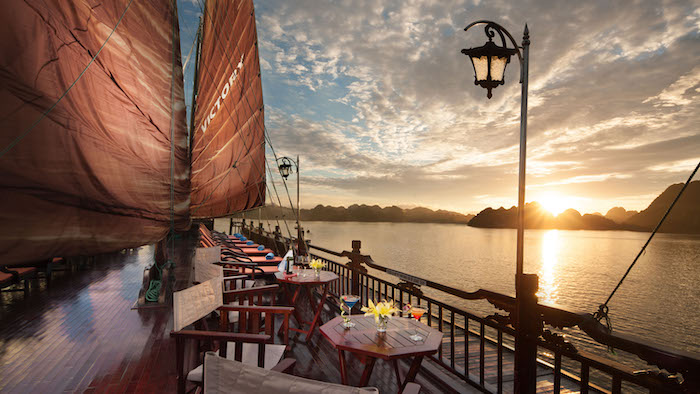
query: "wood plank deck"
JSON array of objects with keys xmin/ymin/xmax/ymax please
[
  {"xmin": 0, "ymin": 246, "xmax": 183, "ymax": 393},
  {"xmin": 0, "ymin": 237, "xmax": 467, "ymax": 393}
]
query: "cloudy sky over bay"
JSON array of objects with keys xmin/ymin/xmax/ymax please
[{"xmin": 180, "ymin": 0, "xmax": 700, "ymax": 215}]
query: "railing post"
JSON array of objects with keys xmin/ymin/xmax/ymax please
[
  {"xmin": 229, "ymin": 218, "xmax": 234, "ymax": 235},
  {"xmin": 514, "ymin": 273, "xmax": 540, "ymax": 393},
  {"xmin": 347, "ymin": 240, "xmax": 366, "ymax": 296}
]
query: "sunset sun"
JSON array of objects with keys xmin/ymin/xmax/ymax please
[{"xmin": 537, "ymin": 193, "xmax": 572, "ymax": 216}]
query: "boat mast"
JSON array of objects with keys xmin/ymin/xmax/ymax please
[{"xmin": 188, "ymin": 19, "xmax": 202, "ymax": 159}]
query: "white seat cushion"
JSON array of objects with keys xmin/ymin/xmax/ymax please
[
  {"xmin": 225, "ymin": 279, "xmax": 256, "ymax": 291},
  {"xmin": 226, "ymin": 299, "xmax": 265, "ymax": 323},
  {"xmin": 187, "ymin": 343, "xmax": 286, "ymax": 383}
]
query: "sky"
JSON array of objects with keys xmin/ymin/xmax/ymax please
[{"xmin": 178, "ymin": 0, "xmax": 700, "ymax": 215}]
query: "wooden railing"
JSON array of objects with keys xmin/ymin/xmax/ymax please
[{"xmin": 236, "ymin": 220, "xmax": 699, "ymax": 393}]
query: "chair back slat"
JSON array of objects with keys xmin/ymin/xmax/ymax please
[
  {"xmin": 219, "ymin": 341, "xmax": 228, "ymax": 358},
  {"xmin": 251, "ymin": 311, "xmax": 260, "ymax": 334},
  {"xmin": 173, "ymin": 276, "xmax": 224, "ymax": 331},
  {"xmin": 195, "ymin": 247, "xmax": 223, "ymax": 283},
  {"xmin": 234, "ymin": 342, "xmax": 243, "ymax": 362},
  {"xmin": 240, "ymin": 309, "xmax": 249, "ymax": 333},
  {"xmin": 257, "ymin": 343, "xmax": 265, "ymax": 368},
  {"xmin": 265, "ymin": 313, "xmax": 274, "ymax": 338},
  {"xmin": 283, "ymin": 315, "xmax": 290, "ymax": 345}
]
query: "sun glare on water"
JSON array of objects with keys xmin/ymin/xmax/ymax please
[{"xmin": 537, "ymin": 193, "xmax": 572, "ymax": 216}]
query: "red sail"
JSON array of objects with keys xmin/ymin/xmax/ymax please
[
  {"xmin": 190, "ymin": 0, "xmax": 266, "ymax": 218},
  {"xmin": 0, "ymin": 0, "xmax": 190, "ymax": 265}
]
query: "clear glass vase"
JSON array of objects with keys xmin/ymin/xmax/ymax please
[
  {"xmin": 313, "ymin": 267, "xmax": 321, "ymax": 277},
  {"xmin": 376, "ymin": 315, "xmax": 389, "ymax": 332}
]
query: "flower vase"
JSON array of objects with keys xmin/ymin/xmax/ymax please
[
  {"xmin": 376, "ymin": 315, "xmax": 389, "ymax": 332},
  {"xmin": 313, "ymin": 267, "xmax": 321, "ymax": 277}
]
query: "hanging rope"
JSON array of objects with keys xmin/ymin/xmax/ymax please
[
  {"xmin": 594, "ymin": 160, "xmax": 700, "ymax": 328},
  {"xmin": 145, "ymin": 251, "xmax": 164, "ymax": 303},
  {"xmin": 147, "ymin": 0, "xmax": 179, "ymax": 302}
]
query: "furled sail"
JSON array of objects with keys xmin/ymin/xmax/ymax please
[
  {"xmin": 190, "ymin": 0, "xmax": 266, "ymax": 218},
  {"xmin": 0, "ymin": 0, "xmax": 190, "ymax": 266}
]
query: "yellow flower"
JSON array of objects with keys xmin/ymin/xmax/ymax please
[
  {"xmin": 361, "ymin": 299, "xmax": 398, "ymax": 324},
  {"xmin": 309, "ymin": 258, "xmax": 325, "ymax": 270}
]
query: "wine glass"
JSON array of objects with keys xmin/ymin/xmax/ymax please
[
  {"xmin": 341, "ymin": 294, "xmax": 360, "ymax": 328},
  {"xmin": 409, "ymin": 307, "xmax": 425, "ymax": 341}
]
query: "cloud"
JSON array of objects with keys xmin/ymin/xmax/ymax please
[
  {"xmin": 249, "ymin": 0, "xmax": 700, "ymax": 213},
  {"xmin": 643, "ymin": 66, "xmax": 700, "ymax": 107},
  {"xmin": 648, "ymin": 158, "xmax": 700, "ymax": 173}
]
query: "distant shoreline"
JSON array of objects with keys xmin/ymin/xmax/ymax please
[
  {"xmin": 466, "ymin": 181, "xmax": 699, "ymax": 235},
  {"xmin": 291, "ymin": 220, "xmax": 700, "ymax": 236},
  {"xmin": 300, "ymin": 219, "xmax": 470, "ymax": 225},
  {"xmin": 231, "ymin": 181, "xmax": 699, "ymax": 234},
  {"xmin": 234, "ymin": 203, "xmax": 475, "ymax": 225}
]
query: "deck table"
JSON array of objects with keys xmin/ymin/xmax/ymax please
[
  {"xmin": 275, "ymin": 270, "xmax": 338, "ymax": 342},
  {"xmin": 319, "ymin": 315, "xmax": 442, "ymax": 392}
]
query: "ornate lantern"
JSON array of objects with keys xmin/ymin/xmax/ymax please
[
  {"xmin": 278, "ymin": 158, "xmax": 293, "ymax": 179},
  {"xmin": 461, "ymin": 23, "xmax": 519, "ymax": 98}
]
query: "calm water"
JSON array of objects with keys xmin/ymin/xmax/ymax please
[{"xmin": 216, "ymin": 220, "xmax": 700, "ymax": 369}]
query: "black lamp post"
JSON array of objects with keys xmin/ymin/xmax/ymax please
[
  {"xmin": 462, "ymin": 21, "xmax": 539, "ymax": 392},
  {"xmin": 277, "ymin": 156, "xmax": 302, "ymax": 258}
]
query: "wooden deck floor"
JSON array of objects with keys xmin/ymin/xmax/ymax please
[
  {"xmin": 0, "ymin": 239, "xmax": 468, "ymax": 394},
  {"xmin": 0, "ymin": 247, "xmax": 180, "ymax": 393}
]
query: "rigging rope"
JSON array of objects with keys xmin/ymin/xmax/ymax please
[
  {"xmin": 265, "ymin": 159, "xmax": 294, "ymax": 239},
  {"xmin": 264, "ymin": 133, "xmax": 300, "ymax": 224},
  {"xmin": 181, "ymin": 22, "xmax": 199, "ymax": 73},
  {"xmin": 0, "ymin": 0, "xmax": 134, "ymax": 160},
  {"xmin": 595, "ymin": 160, "xmax": 700, "ymax": 328},
  {"xmin": 148, "ymin": 0, "xmax": 180, "ymax": 302}
]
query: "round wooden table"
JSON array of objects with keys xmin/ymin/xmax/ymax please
[
  {"xmin": 319, "ymin": 315, "xmax": 442, "ymax": 391},
  {"xmin": 275, "ymin": 270, "xmax": 339, "ymax": 342}
]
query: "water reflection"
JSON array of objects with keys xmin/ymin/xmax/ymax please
[{"xmin": 538, "ymin": 230, "xmax": 560, "ymax": 304}]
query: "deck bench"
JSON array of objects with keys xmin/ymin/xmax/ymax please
[
  {"xmin": 5, "ymin": 257, "xmax": 63, "ymax": 287},
  {"xmin": 0, "ymin": 266, "xmax": 37, "ymax": 295}
]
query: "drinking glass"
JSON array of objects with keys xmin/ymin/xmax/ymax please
[
  {"xmin": 409, "ymin": 307, "xmax": 425, "ymax": 341},
  {"xmin": 341, "ymin": 294, "xmax": 360, "ymax": 328}
]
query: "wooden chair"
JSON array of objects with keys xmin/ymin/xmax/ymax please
[
  {"xmin": 194, "ymin": 246, "xmax": 257, "ymax": 290},
  {"xmin": 0, "ymin": 266, "xmax": 36, "ymax": 296},
  {"xmin": 171, "ymin": 275, "xmax": 294, "ymax": 394},
  {"xmin": 199, "ymin": 235, "xmax": 253, "ymax": 261},
  {"xmin": 199, "ymin": 230, "xmax": 282, "ymax": 266},
  {"xmin": 199, "ymin": 225, "xmax": 278, "ymax": 261},
  {"xmin": 202, "ymin": 352, "xmax": 420, "ymax": 394}
]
